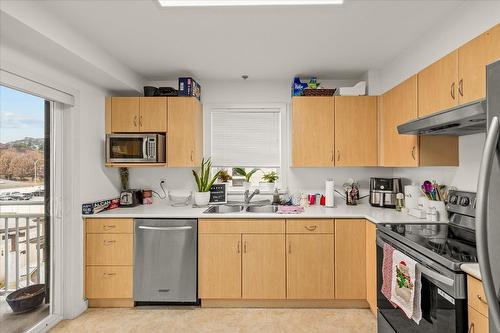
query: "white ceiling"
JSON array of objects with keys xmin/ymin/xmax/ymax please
[{"xmin": 14, "ymin": 0, "xmax": 466, "ymax": 81}]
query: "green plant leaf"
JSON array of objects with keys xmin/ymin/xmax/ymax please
[
  {"xmin": 192, "ymin": 169, "xmax": 201, "ymax": 191},
  {"xmin": 245, "ymin": 168, "xmax": 259, "ymax": 182},
  {"xmin": 233, "ymin": 167, "xmax": 246, "ymax": 177}
]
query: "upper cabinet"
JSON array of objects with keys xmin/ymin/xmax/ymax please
[
  {"xmin": 109, "ymin": 97, "xmax": 167, "ymax": 133},
  {"xmin": 291, "ymin": 97, "xmax": 335, "ymax": 167},
  {"xmin": 459, "ymin": 23, "xmax": 500, "ymax": 104},
  {"xmin": 335, "ymin": 96, "xmax": 378, "ymax": 166},
  {"xmin": 380, "ymin": 75, "xmax": 458, "ymax": 167},
  {"xmin": 167, "ymin": 97, "xmax": 203, "ymax": 167},
  {"xmin": 418, "ymin": 50, "xmax": 459, "ymax": 117},
  {"xmin": 291, "ymin": 96, "xmax": 378, "ymax": 167},
  {"xmin": 418, "ymin": 23, "xmax": 500, "ymax": 117}
]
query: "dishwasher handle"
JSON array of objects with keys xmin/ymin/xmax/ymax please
[{"xmin": 138, "ymin": 225, "xmax": 193, "ymax": 231}]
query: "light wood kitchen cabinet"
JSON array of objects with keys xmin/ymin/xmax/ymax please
[
  {"xmin": 468, "ymin": 306, "xmax": 489, "ymax": 333},
  {"xmin": 198, "ymin": 233, "xmax": 242, "ymax": 299},
  {"xmin": 335, "ymin": 96, "xmax": 378, "ymax": 166},
  {"xmin": 242, "ymin": 234, "xmax": 286, "ymax": 299},
  {"xmin": 167, "ymin": 97, "xmax": 203, "ymax": 167},
  {"xmin": 418, "ymin": 50, "xmax": 459, "ymax": 117},
  {"xmin": 379, "ymin": 75, "xmax": 458, "ymax": 167},
  {"xmin": 468, "ymin": 275, "xmax": 489, "ymax": 318},
  {"xmin": 365, "ymin": 221, "xmax": 377, "ymax": 315},
  {"xmin": 84, "ymin": 218, "xmax": 134, "ymax": 307},
  {"xmin": 335, "ymin": 219, "xmax": 366, "ymax": 300},
  {"xmin": 291, "ymin": 97, "xmax": 335, "ymax": 167},
  {"xmin": 108, "ymin": 97, "xmax": 167, "ymax": 133},
  {"xmin": 286, "ymin": 233, "xmax": 335, "ymax": 299},
  {"xmin": 459, "ymin": 23, "xmax": 500, "ymax": 105}
]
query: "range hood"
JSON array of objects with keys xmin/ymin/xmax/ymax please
[{"xmin": 398, "ymin": 99, "xmax": 486, "ymax": 136}]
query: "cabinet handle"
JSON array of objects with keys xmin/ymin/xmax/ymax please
[
  {"xmin": 243, "ymin": 241, "xmax": 247, "ymax": 254},
  {"xmin": 468, "ymin": 322, "xmax": 474, "ymax": 333},
  {"xmin": 288, "ymin": 243, "xmax": 291, "ymax": 254},
  {"xmin": 103, "ymin": 240, "xmax": 116, "ymax": 246},
  {"xmin": 305, "ymin": 225, "xmax": 318, "ymax": 232},
  {"xmin": 133, "ymin": 115, "xmax": 138, "ymax": 128},
  {"xmin": 450, "ymin": 82, "xmax": 456, "ymax": 100},
  {"xmin": 237, "ymin": 240, "xmax": 240, "ymax": 254},
  {"xmin": 477, "ymin": 294, "xmax": 488, "ymax": 304},
  {"xmin": 337, "ymin": 150, "xmax": 340, "ymax": 162},
  {"xmin": 190, "ymin": 150, "xmax": 194, "ymax": 162},
  {"xmin": 103, "ymin": 272, "xmax": 116, "ymax": 278},
  {"xmin": 330, "ymin": 149, "xmax": 334, "ymax": 162},
  {"xmin": 411, "ymin": 146, "xmax": 416, "ymax": 161},
  {"xmin": 139, "ymin": 115, "xmax": 143, "ymax": 127},
  {"xmin": 103, "ymin": 225, "xmax": 116, "ymax": 231},
  {"xmin": 459, "ymin": 79, "xmax": 464, "ymax": 97}
]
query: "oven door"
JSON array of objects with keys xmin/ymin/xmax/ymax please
[
  {"xmin": 376, "ymin": 231, "xmax": 468, "ymax": 333},
  {"xmin": 106, "ymin": 134, "xmax": 157, "ymax": 163}
]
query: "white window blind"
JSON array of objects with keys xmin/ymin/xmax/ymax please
[{"xmin": 211, "ymin": 108, "xmax": 281, "ymax": 167}]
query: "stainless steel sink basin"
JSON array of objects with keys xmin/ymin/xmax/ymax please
[
  {"xmin": 246, "ymin": 205, "xmax": 279, "ymax": 213},
  {"xmin": 204, "ymin": 205, "xmax": 244, "ymax": 214}
]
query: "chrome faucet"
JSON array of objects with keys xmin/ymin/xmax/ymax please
[{"xmin": 244, "ymin": 189, "xmax": 260, "ymax": 205}]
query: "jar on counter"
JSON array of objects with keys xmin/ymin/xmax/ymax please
[{"xmin": 396, "ymin": 193, "xmax": 405, "ymax": 211}]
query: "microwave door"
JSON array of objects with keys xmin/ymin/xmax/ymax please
[{"xmin": 107, "ymin": 135, "xmax": 150, "ymax": 163}]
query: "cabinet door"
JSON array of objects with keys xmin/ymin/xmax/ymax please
[
  {"xmin": 379, "ymin": 76, "xmax": 419, "ymax": 167},
  {"xmin": 111, "ymin": 97, "xmax": 140, "ymax": 132},
  {"xmin": 198, "ymin": 234, "xmax": 241, "ymax": 299},
  {"xmin": 86, "ymin": 234, "xmax": 133, "ymax": 266},
  {"xmin": 365, "ymin": 221, "xmax": 377, "ymax": 315},
  {"xmin": 167, "ymin": 97, "xmax": 203, "ymax": 167},
  {"xmin": 242, "ymin": 234, "xmax": 285, "ymax": 299},
  {"xmin": 86, "ymin": 266, "xmax": 133, "ymax": 299},
  {"xmin": 468, "ymin": 306, "xmax": 489, "ymax": 333},
  {"xmin": 459, "ymin": 23, "xmax": 500, "ymax": 104},
  {"xmin": 335, "ymin": 219, "xmax": 366, "ymax": 300},
  {"xmin": 335, "ymin": 96, "xmax": 378, "ymax": 166},
  {"xmin": 291, "ymin": 97, "xmax": 335, "ymax": 167},
  {"xmin": 286, "ymin": 234, "xmax": 334, "ymax": 299},
  {"xmin": 418, "ymin": 50, "xmax": 459, "ymax": 117},
  {"xmin": 139, "ymin": 97, "xmax": 167, "ymax": 132}
]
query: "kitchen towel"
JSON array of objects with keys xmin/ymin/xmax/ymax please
[
  {"xmin": 277, "ymin": 205, "xmax": 305, "ymax": 214},
  {"xmin": 390, "ymin": 250, "xmax": 422, "ymax": 324},
  {"xmin": 381, "ymin": 243, "xmax": 396, "ymax": 305}
]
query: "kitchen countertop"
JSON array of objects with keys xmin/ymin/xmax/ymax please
[
  {"xmin": 84, "ymin": 202, "xmax": 442, "ymax": 225},
  {"xmin": 461, "ymin": 263, "xmax": 482, "ymax": 281}
]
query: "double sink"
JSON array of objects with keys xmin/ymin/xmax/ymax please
[{"xmin": 204, "ymin": 201, "xmax": 279, "ymax": 214}]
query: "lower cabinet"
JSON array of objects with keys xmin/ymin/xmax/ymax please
[
  {"xmin": 468, "ymin": 306, "xmax": 489, "ymax": 333},
  {"xmin": 365, "ymin": 221, "xmax": 377, "ymax": 315},
  {"xmin": 286, "ymin": 234, "xmax": 335, "ymax": 299}
]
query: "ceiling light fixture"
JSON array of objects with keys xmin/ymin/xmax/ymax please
[{"xmin": 158, "ymin": 0, "xmax": 343, "ymax": 7}]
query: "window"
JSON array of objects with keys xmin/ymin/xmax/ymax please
[{"xmin": 205, "ymin": 104, "xmax": 287, "ymax": 189}]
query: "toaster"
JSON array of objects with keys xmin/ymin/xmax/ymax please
[{"xmin": 119, "ymin": 189, "xmax": 143, "ymax": 207}]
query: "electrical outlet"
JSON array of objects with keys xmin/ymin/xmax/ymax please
[{"xmin": 160, "ymin": 178, "xmax": 167, "ymax": 184}]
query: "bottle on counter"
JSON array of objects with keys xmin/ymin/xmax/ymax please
[{"xmin": 396, "ymin": 193, "xmax": 404, "ymax": 211}]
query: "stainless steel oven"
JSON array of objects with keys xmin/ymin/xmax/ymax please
[
  {"xmin": 106, "ymin": 133, "xmax": 166, "ymax": 163},
  {"xmin": 376, "ymin": 230, "xmax": 468, "ymax": 333}
]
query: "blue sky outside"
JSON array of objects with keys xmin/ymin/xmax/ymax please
[{"xmin": 0, "ymin": 85, "xmax": 44, "ymax": 143}]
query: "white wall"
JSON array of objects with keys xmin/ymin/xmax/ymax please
[{"xmin": 373, "ymin": 2, "xmax": 500, "ymax": 191}]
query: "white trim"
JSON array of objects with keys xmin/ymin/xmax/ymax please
[
  {"xmin": 0, "ymin": 69, "xmax": 75, "ymax": 106},
  {"xmin": 158, "ymin": 0, "xmax": 344, "ymax": 6},
  {"xmin": 204, "ymin": 103, "xmax": 288, "ymax": 188},
  {"xmin": 25, "ymin": 314, "xmax": 63, "ymax": 333}
]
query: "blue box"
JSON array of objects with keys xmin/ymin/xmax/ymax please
[{"xmin": 178, "ymin": 77, "xmax": 201, "ymax": 100}]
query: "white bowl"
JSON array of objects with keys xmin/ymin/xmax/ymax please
[{"xmin": 168, "ymin": 190, "xmax": 192, "ymax": 207}]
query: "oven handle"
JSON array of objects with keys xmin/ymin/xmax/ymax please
[
  {"xmin": 376, "ymin": 236, "xmax": 454, "ymax": 287},
  {"xmin": 142, "ymin": 138, "xmax": 148, "ymax": 159}
]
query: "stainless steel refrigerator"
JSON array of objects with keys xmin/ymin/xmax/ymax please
[{"xmin": 477, "ymin": 59, "xmax": 500, "ymax": 333}]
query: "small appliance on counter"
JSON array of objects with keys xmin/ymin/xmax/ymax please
[
  {"xmin": 120, "ymin": 189, "xmax": 143, "ymax": 207},
  {"xmin": 369, "ymin": 177, "xmax": 402, "ymax": 208},
  {"xmin": 106, "ymin": 133, "xmax": 166, "ymax": 163}
]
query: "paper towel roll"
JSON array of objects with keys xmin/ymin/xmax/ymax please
[
  {"xmin": 404, "ymin": 185, "xmax": 423, "ymax": 209},
  {"xmin": 325, "ymin": 179, "xmax": 335, "ymax": 207}
]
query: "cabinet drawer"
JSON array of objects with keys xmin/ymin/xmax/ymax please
[
  {"xmin": 199, "ymin": 219, "xmax": 285, "ymax": 234},
  {"xmin": 286, "ymin": 219, "xmax": 334, "ymax": 234},
  {"xmin": 86, "ymin": 219, "xmax": 133, "ymax": 234},
  {"xmin": 468, "ymin": 306, "xmax": 489, "ymax": 333},
  {"xmin": 86, "ymin": 234, "xmax": 133, "ymax": 265},
  {"xmin": 468, "ymin": 275, "xmax": 489, "ymax": 317},
  {"xmin": 86, "ymin": 266, "xmax": 132, "ymax": 299}
]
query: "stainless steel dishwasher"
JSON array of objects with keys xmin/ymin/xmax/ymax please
[{"xmin": 134, "ymin": 219, "xmax": 197, "ymax": 303}]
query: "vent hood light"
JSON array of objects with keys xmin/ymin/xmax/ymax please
[{"xmin": 158, "ymin": 0, "xmax": 344, "ymax": 7}]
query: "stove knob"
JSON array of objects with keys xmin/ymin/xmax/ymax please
[
  {"xmin": 460, "ymin": 197, "xmax": 470, "ymax": 206},
  {"xmin": 449, "ymin": 195, "xmax": 458, "ymax": 204}
]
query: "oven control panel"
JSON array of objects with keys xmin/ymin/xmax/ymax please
[{"xmin": 446, "ymin": 190, "xmax": 476, "ymax": 217}]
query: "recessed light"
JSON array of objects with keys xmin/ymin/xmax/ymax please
[{"xmin": 158, "ymin": 0, "xmax": 343, "ymax": 7}]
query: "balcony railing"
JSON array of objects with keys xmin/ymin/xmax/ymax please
[{"xmin": 0, "ymin": 201, "xmax": 45, "ymax": 294}]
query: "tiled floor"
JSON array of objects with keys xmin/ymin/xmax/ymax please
[
  {"xmin": 1, "ymin": 295, "xmax": 49, "ymax": 333},
  {"xmin": 51, "ymin": 307, "xmax": 376, "ymax": 333}
]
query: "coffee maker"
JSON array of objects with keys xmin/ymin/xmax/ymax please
[{"xmin": 369, "ymin": 177, "xmax": 402, "ymax": 208}]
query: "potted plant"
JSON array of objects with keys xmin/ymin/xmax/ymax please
[
  {"xmin": 233, "ymin": 167, "xmax": 259, "ymax": 191},
  {"xmin": 217, "ymin": 169, "xmax": 232, "ymax": 183},
  {"xmin": 192, "ymin": 158, "xmax": 220, "ymax": 207},
  {"xmin": 260, "ymin": 171, "xmax": 278, "ymax": 192}
]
